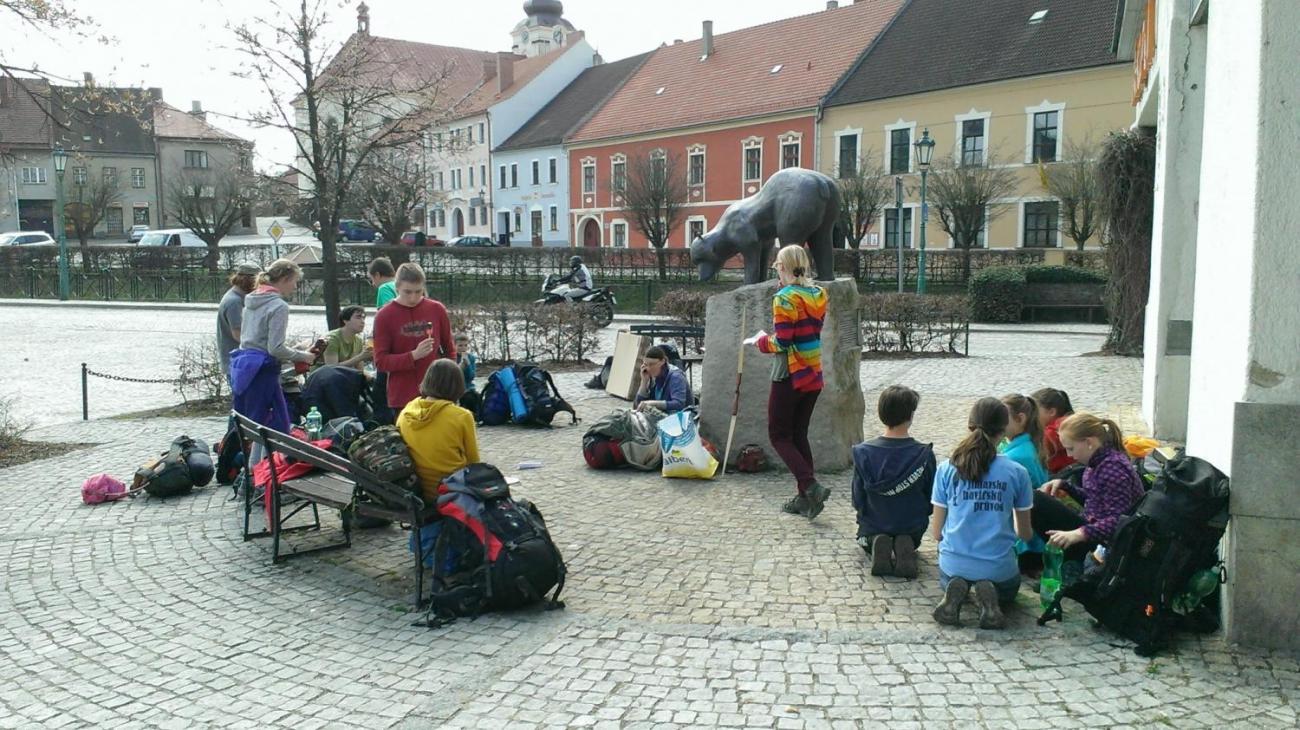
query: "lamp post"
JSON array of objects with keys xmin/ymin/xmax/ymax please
[
  {"xmin": 913, "ymin": 128, "xmax": 935, "ymax": 295},
  {"xmin": 52, "ymin": 146, "xmax": 69, "ymax": 301}
]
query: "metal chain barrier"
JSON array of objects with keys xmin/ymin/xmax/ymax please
[{"xmin": 81, "ymin": 362, "xmax": 187, "ymax": 421}]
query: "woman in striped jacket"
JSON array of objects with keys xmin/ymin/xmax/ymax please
[{"xmin": 755, "ymin": 244, "xmax": 830, "ymax": 519}]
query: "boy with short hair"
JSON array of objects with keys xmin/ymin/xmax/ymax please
[
  {"xmin": 372, "ymin": 262, "xmax": 456, "ymax": 413},
  {"xmin": 851, "ymin": 385, "xmax": 937, "ymax": 579},
  {"xmin": 368, "ymin": 257, "xmax": 397, "ymax": 308}
]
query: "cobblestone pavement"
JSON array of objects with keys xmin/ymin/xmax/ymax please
[{"xmin": 3, "ymin": 328, "xmax": 1297, "ymax": 728}]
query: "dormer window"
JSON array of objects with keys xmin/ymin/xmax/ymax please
[
  {"xmin": 655, "ymin": 87, "xmax": 666, "ymax": 96},
  {"xmin": 1029, "ymin": 9, "xmax": 1048, "ymax": 23},
  {"xmin": 770, "ymin": 64, "xmax": 783, "ymax": 74}
]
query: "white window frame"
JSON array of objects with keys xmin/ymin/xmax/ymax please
[
  {"xmin": 741, "ymin": 136, "xmax": 763, "ymax": 183},
  {"xmin": 131, "ymin": 168, "xmax": 146, "ymax": 189},
  {"xmin": 1024, "ymin": 100, "xmax": 1066, "ymax": 164},
  {"xmin": 514, "ymin": 207, "xmax": 523, "ymax": 233},
  {"xmin": 468, "ymin": 166, "xmax": 475, "ymax": 189},
  {"xmin": 610, "ymin": 218, "xmax": 628, "ymax": 249},
  {"xmin": 687, "ymin": 144, "xmax": 706, "ymax": 187},
  {"xmin": 72, "ymin": 167, "xmax": 87, "ymax": 185},
  {"xmin": 881, "ymin": 204, "xmax": 918, "ymax": 250},
  {"xmin": 945, "ymin": 205, "xmax": 989, "ymax": 249},
  {"xmin": 549, "ymin": 204, "xmax": 559, "ymax": 231},
  {"xmin": 499, "ymin": 165, "xmax": 507, "ymax": 189},
  {"xmin": 778, "ymin": 131, "xmax": 802, "ymax": 170},
  {"xmin": 531, "ymin": 159, "xmax": 540, "ymax": 186},
  {"xmin": 1017, "ymin": 197, "xmax": 1062, "ymax": 248},
  {"xmin": 20, "ymin": 166, "xmax": 47, "ymax": 184},
  {"xmin": 548, "ymin": 157, "xmax": 558, "ymax": 184},
  {"xmin": 954, "ymin": 109, "xmax": 992, "ymax": 167},
  {"xmin": 478, "ymin": 123, "xmax": 485, "ymax": 144},
  {"xmin": 884, "ymin": 119, "xmax": 916, "ymax": 175},
  {"xmin": 498, "ymin": 211, "xmax": 512, "ymax": 237},
  {"xmin": 581, "ymin": 156, "xmax": 597, "ymax": 195},
  {"xmin": 510, "ymin": 163, "xmax": 519, "ymax": 188},
  {"xmin": 610, "ymin": 153, "xmax": 627, "ymax": 194},
  {"xmin": 833, "ymin": 126, "xmax": 862, "ymax": 179},
  {"xmin": 684, "ymin": 215, "xmax": 708, "ymax": 247}
]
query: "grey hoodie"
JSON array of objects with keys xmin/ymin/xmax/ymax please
[{"xmin": 239, "ymin": 290, "xmax": 313, "ymax": 363}]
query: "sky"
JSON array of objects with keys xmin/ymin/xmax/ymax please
[{"xmin": 8, "ymin": 0, "xmax": 831, "ymax": 172}]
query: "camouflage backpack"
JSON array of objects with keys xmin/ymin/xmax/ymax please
[{"xmin": 347, "ymin": 426, "xmax": 419, "ymax": 491}]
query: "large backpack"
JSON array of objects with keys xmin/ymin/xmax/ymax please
[
  {"xmin": 347, "ymin": 426, "xmax": 419, "ymax": 494},
  {"xmin": 419, "ymin": 463, "xmax": 566, "ymax": 626},
  {"xmin": 479, "ymin": 367, "xmax": 523, "ymax": 426},
  {"xmin": 133, "ymin": 435, "xmax": 212, "ymax": 498},
  {"xmin": 1039, "ymin": 454, "xmax": 1230, "ymax": 656},
  {"xmin": 514, "ymin": 363, "xmax": 577, "ymax": 427}
]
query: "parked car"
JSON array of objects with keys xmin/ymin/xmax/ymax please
[
  {"xmin": 0, "ymin": 231, "xmax": 56, "ymax": 246},
  {"xmin": 399, "ymin": 230, "xmax": 425, "ymax": 246},
  {"xmin": 338, "ymin": 219, "xmax": 381, "ymax": 242},
  {"xmin": 137, "ymin": 229, "xmax": 207, "ymax": 248},
  {"xmin": 448, "ymin": 235, "xmax": 496, "ymax": 248},
  {"xmin": 126, "ymin": 225, "xmax": 150, "ymax": 243}
]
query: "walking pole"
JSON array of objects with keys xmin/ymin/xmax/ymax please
[{"xmin": 722, "ymin": 309, "xmax": 746, "ymax": 475}]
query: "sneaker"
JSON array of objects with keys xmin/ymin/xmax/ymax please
[
  {"xmin": 893, "ymin": 534, "xmax": 918, "ymax": 579},
  {"xmin": 974, "ymin": 580, "xmax": 1006, "ymax": 630},
  {"xmin": 781, "ymin": 494, "xmax": 808, "ymax": 515},
  {"xmin": 869, "ymin": 535, "xmax": 894, "ymax": 576},
  {"xmin": 933, "ymin": 577, "xmax": 969, "ymax": 626},
  {"xmin": 804, "ymin": 480, "xmax": 831, "ymax": 520}
]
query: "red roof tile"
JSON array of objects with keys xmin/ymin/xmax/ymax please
[
  {"xmin": 154, "ymin": 102, "xmax": 248, "ymax": 143},
  {"xmin": 449, "ymin": 32, "xmax": 586, "ymax": 120},
  {"xmin": 322, "ymin": 34, "xmax": 497, "ymax": 105},
  {"xmin": 570, "ymin": 0, "xmax": 903, "ymax": 143}
]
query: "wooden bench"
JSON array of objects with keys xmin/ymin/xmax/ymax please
[{"xmin": 232, "ymin": 412, "xmax": 438, "ymax": 606}]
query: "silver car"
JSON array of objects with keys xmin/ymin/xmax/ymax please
[{"xmin": 0, "ymin": 231, "xmax": 56, "ymax": 246}]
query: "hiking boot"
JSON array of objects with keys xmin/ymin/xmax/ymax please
[
  {"xmin": 804, "ymin": 480, "xmax": 831, "ymax": 520},
  {"xmin": 869, "ymin": 535, "xmax": 894, "ymax": 576},
  {"xmin": 893, "ymin": 534, "xmax": 918, "ymax": 579},
  {"xmin": 781, "ymin": 494, "xmax": 809, "ymax": 515},
  {"xmin": 974, "ymin": 580, "xmax": 1006, "ymax": 630},
  {"xmin": 933, "ymin": 577, "xmax": 969, "ymax": 626}
]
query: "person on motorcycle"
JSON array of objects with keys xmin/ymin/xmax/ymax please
[{"xmin": 558, "ymin": 255, "xmax": 593, "ymax": 299}]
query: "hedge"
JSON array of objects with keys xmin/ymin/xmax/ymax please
[
  {"xmin": 969, "ymin": 264, "xmax": 1107, "ymax": 322},
  {"xmin": 861, "ymin": 293, "xmax": 971, "ymax": 354}
]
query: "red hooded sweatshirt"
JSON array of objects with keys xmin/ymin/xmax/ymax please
[{"xmin": 372, "ymin": 297, "xmax": 456, "ymax": 410}]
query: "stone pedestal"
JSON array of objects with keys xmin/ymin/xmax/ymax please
[{"xmin": 698, "ymin": 278, "xmax": 864, "ymax": 472}]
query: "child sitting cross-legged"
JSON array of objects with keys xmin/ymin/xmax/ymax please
[
  {"xmin": 931, "ymin": 397, "xmax": 1034, "ymax": 630},
  {"xmin": 851, "ymin": 385, "xmax": 936, "ymax": 579}
]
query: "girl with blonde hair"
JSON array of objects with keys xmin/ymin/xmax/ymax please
[
  {"xmin": 229, "ymin": 258, "xmax": 316, "ymax": 434},
  {"xmin": 1030, "ymin": 413, "xmax": 1145, "ymax": 561},
  {"xmin": 752, "ymin": 244, "xmax": 830, "ymax": 519}
]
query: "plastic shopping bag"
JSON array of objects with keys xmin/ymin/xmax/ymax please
[{"xmin": 657, "ymin": 410, "xmax": 719, "ymax": 480}]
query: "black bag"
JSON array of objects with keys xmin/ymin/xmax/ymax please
[
  {"xmin": 347, "ymin": 426, "xmax": 419, "ymax": 493},
  {"xmin": 586, "ymin": 356, "xmax": 613, "ymax": 390},
  {"xmin": 420, "ymin": 464, "xmax": 566, "ymax": 625},
  {"xmin": 1039, "ymin": 455, "xmax": 1230, "ymax": 656},
  {"xmin": 134, "ymin": 436, "xmax": 211, "ymax": 498},
  {"xmin": 514, "ymin": 363, "xmax": 577, "ymax": 427},
  {"xmin": 215, "ymin": 423, "xmax": 244, "ymax": 486}
]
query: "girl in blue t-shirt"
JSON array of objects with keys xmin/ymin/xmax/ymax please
[{"xmin": 930, "ymin": 397, "xmax": 1034, "ymax": 629}]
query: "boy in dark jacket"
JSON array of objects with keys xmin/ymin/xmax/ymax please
[{"xmin": 851, "ymin": 385, "xmax": 936, "ymax": 579}]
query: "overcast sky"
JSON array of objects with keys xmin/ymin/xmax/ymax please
[{"xmin": 11, "ymin": 0, "xmax": 831, "ymax": 171}]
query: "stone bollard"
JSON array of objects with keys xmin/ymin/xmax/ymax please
[{"xmin": 699, "ymin": 278, "xmax": 864, "ymax": 472}]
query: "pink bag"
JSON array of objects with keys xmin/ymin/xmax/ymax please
[{"xmin": 82, "ymin": 474, "xmax": 129, "ymax": 505}]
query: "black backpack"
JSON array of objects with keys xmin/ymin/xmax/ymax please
[
  {"xmin": 417, "ymin": 464, "xmax": 565, "ymax": 627},
  {"xmin": 1039, "ymin": 454, "xmax": 1230, "ymax": 656},
  {"xmin": 134, "ymin": 436, "xmax": 213, "ymax": 498},
  {"xmin": 215, "ymin": 423, "xmax": 244, "ymax": 486},
  {"xmin": 514, "ymin": 363, "xmax": 577, "ymax": 427}
]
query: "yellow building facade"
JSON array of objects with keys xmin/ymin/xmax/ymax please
[{"xmin": 819, "ymin": 63, "xmax": 1132, "ymax": 251}]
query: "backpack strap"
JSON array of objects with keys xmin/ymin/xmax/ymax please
[{"xmin": 542, "ymin": 370, "xmax": 579, "ymax": 424}]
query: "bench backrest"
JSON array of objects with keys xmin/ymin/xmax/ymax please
[{"xmin": 231, "ymin": 411, "xmax": 352, "ymax": 478}]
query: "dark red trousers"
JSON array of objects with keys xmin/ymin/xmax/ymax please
[{"xmin": 767, "ymin": 379, "xmax": 821, "ymax": 494}]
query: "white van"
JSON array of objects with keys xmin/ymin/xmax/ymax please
[{"xmin": 137, "ymin": 229, "xmax": 207, "ymax": 248}]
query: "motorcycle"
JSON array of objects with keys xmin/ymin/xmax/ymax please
[{"xmin": 535, "ymin": 273, "xmax": 617, "ymax": 328}]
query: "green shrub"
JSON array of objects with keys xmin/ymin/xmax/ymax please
[
  {"xmin": 969, "ymin": 266, "xmax": 1027, "ymax": 322},
  {"xmin": 1023, "ymin": 264, "xmax": 1106, "ymax": 285}
]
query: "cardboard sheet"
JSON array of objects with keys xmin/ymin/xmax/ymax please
[{"xmin": 606, "ymin": 330, "xmax": 651, "ymax": 401}]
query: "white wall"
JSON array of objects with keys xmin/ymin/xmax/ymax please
[{"xmin": 489, "ymin": 38, "xmax": 595, "ymax": 147}]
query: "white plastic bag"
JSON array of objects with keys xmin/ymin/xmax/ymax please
[{"xmin": 657, "ymin": 410, "xmax": 719, "ymax": 480}]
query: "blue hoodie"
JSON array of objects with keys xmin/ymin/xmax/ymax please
[{"xmin": 851, "ymin": 436, "xmax": 937, "ymax": 538}]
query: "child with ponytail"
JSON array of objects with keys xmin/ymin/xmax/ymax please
[
  {"xmin": 1030, "ymin": 413, "xmax": 1145, "ymax": 561},
  {"xmin": 930, "ymin": 397, "xmax": 1034, "ymax": 630},
  {"xmin": 1031, "ymin": 387, "xmax": 1075, "ymax": 473}
]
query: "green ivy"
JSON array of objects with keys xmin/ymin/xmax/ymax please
[{"xmin": 969, "ymin": 266, "xmax": 1027, "ymax": 322}]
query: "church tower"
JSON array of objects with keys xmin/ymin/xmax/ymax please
[{"xmin": 511, "ymin": 0, "xmax": 577, "ymax": 58}]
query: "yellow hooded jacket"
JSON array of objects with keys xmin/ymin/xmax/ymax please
[{"xmin": 396, "ymin": 397, "xmax": 480, "ymax": 501}]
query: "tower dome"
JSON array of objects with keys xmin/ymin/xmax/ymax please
[
  {"xmin": 512, "ymin": 0, "xmax": 576, "ymax": 57},
  {"xmin": 523, "ymin": 0, "xmax": 564, "ymax": 21}
]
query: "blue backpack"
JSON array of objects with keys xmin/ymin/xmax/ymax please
[
  {"xmin": 478, "ymin": 363, "xmax": 576, "ymax": 427},
  {"xmin": 480, "ymin": 365, "xmax": 528, "ymax": 426}
]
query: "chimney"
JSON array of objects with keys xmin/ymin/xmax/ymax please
[
  {"xmin": 496, "ymin": 52, "xmax": 515, "ymax": 94},
  {"xmin": 482, "ymin": 58, "xmax": 497, "ymax": 85},
  {"xmin": 827, "ymin": 0, "xmax": 839, "ymax": 8},
  {"xmin": 83, "ymin": 71, "xmax": 94, "ymax": 86},
  {"xmin": 592, "ymin": 52, "xmax": 604, "ymax": 66},
  {"xmin": 673, "ymin": 39, "xmax": 682, "ymax": 45},
  {"xmin": 702, "ymin": 20, "xmax": 714, "ymax": 58},
  {"xmin": 190, "ymin": 100, "xmax": 206, "ymax": 121}
]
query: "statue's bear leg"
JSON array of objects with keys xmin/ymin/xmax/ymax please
[{"xmin": 810, "ymin": 218, "xmax": 837, "ymax": 281}]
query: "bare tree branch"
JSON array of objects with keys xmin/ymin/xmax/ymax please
[
  {"xmin": 1041, "ymin": 139, "xmax": 1103, "ymax": 251},
  {"xmin": 168, "ymin": 154, "xmax": 255, "ymax": 271},
  {"xmin": 620, "ymin": 150, "xmax": 688, "ymax": 280},
  {"xmin": 926, "ymin": 154, "xmax": 1019, "ymax": 282}
]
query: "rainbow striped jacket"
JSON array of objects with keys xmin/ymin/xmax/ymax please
[{"xmin": 756, "ymin": 284, "xmax": 827, "ymax": 393}]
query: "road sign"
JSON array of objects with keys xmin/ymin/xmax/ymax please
[{"xmin": 267, "ymin": 221, "xmax": 285, "ymax": 244}]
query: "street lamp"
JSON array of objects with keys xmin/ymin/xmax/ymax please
[
  {"xmin": 913, "ymin": 128, "xmax": 935, "ymax": 295},
  {"xmin": 52, "ymin": 146, "xmax": 69, "ymax": 301}
]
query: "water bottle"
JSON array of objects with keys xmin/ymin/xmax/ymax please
[
  {"xmin": 305, "ymin": 407, "xmax": 323, "ymax": 440},
  {"xmin": 1040, "ymin": 544, "xmax": 1064, "ymax": 610},
  {"xmin": 1172, "ymin": 567, "xmax": 1220, "ymax": 615}
]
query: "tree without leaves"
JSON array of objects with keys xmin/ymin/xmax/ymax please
[
  {"xmin": 230, "ymin": 0, "xmax": 461, "ymax": 329},
  {"xmin": 61, "ymin": 164, "xmax": 121, "ymax": 263},
  {"xmin": 620, "ymin": 151, "xmax": 687, "ymax": 280},
  {"xmin": 836, "ymin": 150, "xmax": 891, "ymax": 279},
  {"xmin": 351, "ymin": 150, "xmax": 432, "ymax": 246},
  {"xmin": 1042, "ymin": 140, "xmax": 1103, "ymax": 251},
  {"xmin": 1097, "ymin": 129, "xmax": 1156, "ymax": 356},
  {"xmin": 168, "ymin": 161, "xmax": 255, "ymax": 271},
  {"xmin": 926, "ymin": 155, "xmax": 1019, "ymax": 282}
]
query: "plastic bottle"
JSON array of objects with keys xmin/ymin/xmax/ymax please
[
  {"xmin": 1172, "ymin": 567, "xmax": 1220, "ymax": 615},
  {"xmin": 305, "ymin": 407, "xmax": 323, "ymax": 440},
  {"xmin": 1040, "ymin": 544, "xmax": 1064, "ymax": 609}
]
